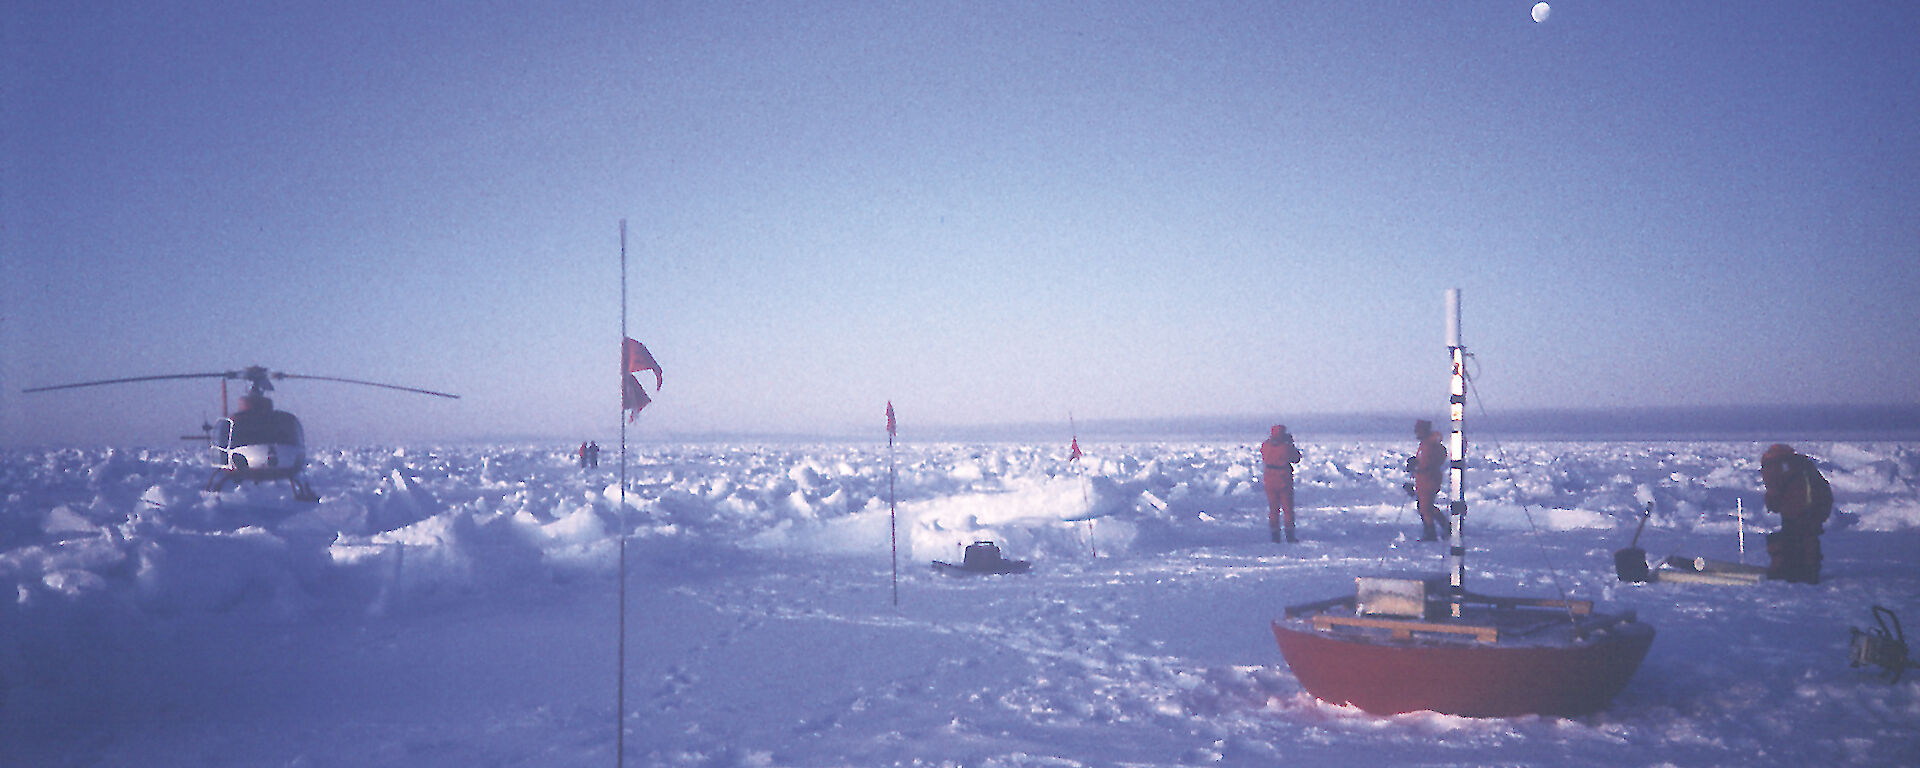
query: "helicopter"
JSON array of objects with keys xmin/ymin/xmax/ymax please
[{"xmin": 23, "ymin": 365, "xmax": 458, "ymax": 502}]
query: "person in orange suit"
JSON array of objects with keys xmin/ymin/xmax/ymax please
[
  {"xmin": 1260, "ymin": 425, "xmax": 1303, "ymax": 542},
  {"xmin": 1412, "ymin": 419, "xmax": 1453, "ymax": 542},
  {"xmin": 1761, "ymin": 443, "xmax": 1832, "ymax": 584}
]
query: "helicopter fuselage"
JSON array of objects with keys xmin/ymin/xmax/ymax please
[
  {"xmin": 207, "ymin": 400, "xmax": 317, "ymax": 500},
  {"xmin": 212, "ymin": 413, "xmax": 307, "ymax": 479}
]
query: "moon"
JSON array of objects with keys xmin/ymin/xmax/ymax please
[{"xmin": 1531, "ymin": 2, "xmax": 1551, "ymax": 23}]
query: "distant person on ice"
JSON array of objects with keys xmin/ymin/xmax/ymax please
[
  {"xmin": 1412, "ymin": 419, "xmax": 1452, "ymax": 542},
  {"xmin": 577, "ymin": 442, "xmax": 590, "ymax": 469},
  {"xmin": 587, "ymin": 441, "xmax": 601, "ymax": 468},
  {"xmin": 1260, "ymin": 425, "xmax": 1303, "ymax": 543},
  {"xmin": 1761, "ymin": 443, "xmax": 1832, "ymax": 583}
]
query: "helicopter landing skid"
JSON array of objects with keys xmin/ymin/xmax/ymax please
[
  {"xmin": 289, "ymin": 475, "xmax": 321, "ymax": 503},
  {"xmin": 204, "ymin": 469, "xmax": 320, "ymax": 503}
]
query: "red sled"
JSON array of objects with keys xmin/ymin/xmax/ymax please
[{"xmin": 1273, "ymin": 586, "xmax": 1654, "ymax": 717}]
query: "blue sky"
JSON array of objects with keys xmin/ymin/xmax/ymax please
[{"xmin": 4, "ymin": 1, "xmax": 1917, "ymax": 446}]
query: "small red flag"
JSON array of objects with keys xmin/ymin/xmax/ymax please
[
  {"xmin": 622, "ymin": 338, "xmax": 660, "ymax": 422},
  {"xmin": 622, "ymin": 374, "xmax": 651, "ymax": 422},
  {"xmin": 886, "ymin": 401, "xmax": 897, "ymax": 446},
  {"xmin": 623, "ymin": 337, "xmax": 662, "ymax": 390},
  {"xmin": 1069, "ymin": 436, "xmax": 1082, "ymax": 462}
]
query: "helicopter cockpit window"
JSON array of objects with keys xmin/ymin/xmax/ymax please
[
  {"xmin": 231, "ymin": 411, "xmax": 303, "ymax": 446},
  {"xmin": 216, "ymin": 420, "xmax": 235, "ymax": 448}
]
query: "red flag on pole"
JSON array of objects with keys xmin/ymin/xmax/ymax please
[
  {"xmin": 623, "ymin": 337, "xmax": 662, "ymax": 390},
  {"xmin": 622, "ymin": 338, "xmax": 660, "ymax": 422},
  {"xmin": 885, "ymin": 401, "xmax": 897, "ymax": 447},
  {"xmin": 622, "ymin": 375, "xmax": 651, "ymax": 421},
  {"xmin": 1069, "ymin": 436, "xmax": 1082, "ymax": 462}
]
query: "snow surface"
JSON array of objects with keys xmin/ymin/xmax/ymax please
[{"xmin": 3, "ymin": 440, "xmax": 1917, "ymax": 767}]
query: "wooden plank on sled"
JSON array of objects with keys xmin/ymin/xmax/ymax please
[
  {"xmin": 1462, "ymin": 593, "xmax": 1595, "ymax": 616},
  {"xmin": 1310, "ymin": 614, "xmax": 1500, "ymax": 644}
]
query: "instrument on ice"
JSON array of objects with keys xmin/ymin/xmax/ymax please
[
  {"xmin": 1849, "ymin": 605, "xmax": 1916, "ymax": 683},
  {"xmin": 931, "ymin": 541, "xmax": 1032, "ymax": 575},
  {"xmin": 1613, "ymin": 502, "xmax": 1655, "ymax": 583},
  {"xmin": 1654, "ymin": 556, "xmax": 1766, "ymax": 585},
  {"xmin": 1620, "ymin": 499, "xmax": 1771, "ymax": 586}
]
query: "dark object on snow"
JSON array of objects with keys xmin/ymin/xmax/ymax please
[
  {"xmin": 932, "ymin": 541, "xmax": 1031, "ymax": 575},
  {"xmin": 1850, "ymin": 605, "xmax": 1916, "ymax": 683},
  {"xmin": 1614, "ymin": 502, "xmax": 1655, "ymax": 583}
]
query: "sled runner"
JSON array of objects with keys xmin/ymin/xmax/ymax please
[{"xmin": 931, "ymin": 541, "xmax": 1031, "ymax": 575}]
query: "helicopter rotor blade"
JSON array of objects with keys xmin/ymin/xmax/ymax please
[
  {"xmin": 22, "ymin": 372, "xmax": 239, "ymax": 394},
  {"xmin": 272, "ymin": 373, "xmax": 460, "ymax": 399}
]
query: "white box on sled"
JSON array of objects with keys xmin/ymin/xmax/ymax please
[{"xmin": 1355, "ymin": 573, "xmax": 1449, "ymax": 619}]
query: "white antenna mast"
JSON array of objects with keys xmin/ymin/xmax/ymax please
[{"xmin": 1445, "ymin": 288, "xmax": 1468, "ymax": 618}]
